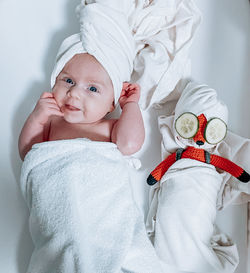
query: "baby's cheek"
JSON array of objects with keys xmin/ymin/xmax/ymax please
[{"xmin": 53, "ymin": 93, "xmax": 63, "ymax": 108}]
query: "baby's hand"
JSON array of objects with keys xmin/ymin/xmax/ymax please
[
  {"xmin": 31, "ymin": 92, "xmax": 63, "ymax": 126},
  {"xmin": 119, "ymin": 83, "xmax": 140, "ymax": 109}
]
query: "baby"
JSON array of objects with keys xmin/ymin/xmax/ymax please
[
  {"xmin": 18, "ymin": 53, "xmax": 144, "ymax": 160},
  {"xmin": 18, "ymin": 3, "xmax": 166, "ymax": 272}
]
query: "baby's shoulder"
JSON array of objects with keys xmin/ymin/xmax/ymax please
[
  {"xmin": 101, "ymin": 118, "xmax": 117, "ymax": 134},
  {"xmin": 102, "ymin": 117, "xmax": 118, "ymax": 131}
]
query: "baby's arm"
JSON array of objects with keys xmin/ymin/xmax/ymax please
[
  {"xmin": 111, "ymin": 83, "xmax": 145, "ymax": 155},
  {"xmin": 18, "ymin": 92, "xmax": 63, "ymax": 160}
]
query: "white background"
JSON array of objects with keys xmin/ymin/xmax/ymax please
[{"xmin": 0, "ymin": 0, "xmax": 249, "ymax": 272}]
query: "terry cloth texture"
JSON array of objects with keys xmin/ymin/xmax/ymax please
[{"xmin": 20, "ymin": 138, "xmax": 164, "ymax": 273}]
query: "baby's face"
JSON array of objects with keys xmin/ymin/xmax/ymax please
[{"xmin": 52, "ymin": 53, "xmax": 114, "ymax": 124}]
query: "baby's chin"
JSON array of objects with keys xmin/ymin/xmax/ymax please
[
  {"xmin": 63, "ymin": 113, "xmax": 101, "ymax": 125},
  {"xmin": 63, "ymin": 112, "xmax": 83, "ymax": 124}
]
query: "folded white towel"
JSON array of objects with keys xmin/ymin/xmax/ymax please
[{"xmin": 20, "ymin": 138, "xmax": 163, "ymax": 273}]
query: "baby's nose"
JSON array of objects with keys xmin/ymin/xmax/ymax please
[{"xmin": 67, "ymin": 86, "xmax": 81, "ymax": 99}]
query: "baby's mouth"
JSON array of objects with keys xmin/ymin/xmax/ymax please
[{"xmin": 65, "ymin": 104, "xmax": 81, "ymax": 111}]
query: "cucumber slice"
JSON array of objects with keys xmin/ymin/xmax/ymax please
[
  {"xmin": 175, "ymin": 112, "xmax": 199, "ymax": 139},
  {"xmin": 204, "ymin": 118, "xmax": 227, "ymax": 144}
]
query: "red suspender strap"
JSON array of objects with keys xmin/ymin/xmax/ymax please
[
  {"xmin": 181, "ymin": 146, "xmax": 206, "ymax": 162},
  {"xmin": 147, "ymin": 153, "xmax": 177, "ymax": 185},
  {"xmin": 210, "ymin": 154, "xmax": 250, "ymax": 183},
  {"xmin": 147, "ymin": 146, "xmax": 250, "ymax": 185}
]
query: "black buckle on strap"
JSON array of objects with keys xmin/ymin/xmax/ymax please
[
  {"xmin": 204, "ymin": 150, "xmax": 211, "ymax": 164},
  {"xmin": 176, "ymin": 148, "xmax": 185, "ymax": 161}
]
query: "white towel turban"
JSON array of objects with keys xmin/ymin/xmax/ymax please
[{"xmin": 51, "ymin": 0, "xmax": 201, "ymax": 109}]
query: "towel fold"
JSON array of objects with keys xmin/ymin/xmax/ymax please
[
  {"xmin": 129, "ymin": 0, "xmax": 201, "ymax": 109},
  {"xmin": 20, "ymin": 138, "xmax": 163, "ymax": 273}
]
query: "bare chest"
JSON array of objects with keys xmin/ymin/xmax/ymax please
[{"xmin": 48, "ymin": 117, "xmax": 115, "ymax": 143}]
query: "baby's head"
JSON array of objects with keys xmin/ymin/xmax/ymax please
[
  {"xmin": 52, "ymin": 53, "xmax": 115, "ymax": 124},
  {"xmin": 50, "ymin": 2, "xmax": 135, "ymax": 123}
]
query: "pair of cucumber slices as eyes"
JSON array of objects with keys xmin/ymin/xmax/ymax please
[{"xmin": 175, "ymin": 112, "xmax": 227, "ymax": 144}]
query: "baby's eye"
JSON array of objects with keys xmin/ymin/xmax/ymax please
[
  {"xmin": 65, "ymin": 78, "xmax": 74, "ymax": 85},
  {"xmin": 88, "ymin": 86, "xmax": 98, "ymax": 92}
]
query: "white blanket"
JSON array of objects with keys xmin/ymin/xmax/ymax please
[{"xmin": 20, "ymin": 138, "xmax": 163, "ymax": 273}]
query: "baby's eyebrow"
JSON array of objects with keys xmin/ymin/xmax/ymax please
[
  {"xmin": 60, "ymin": 71, "xmax": 106, "ymax": 87},
  {"xmin": 85, "ymin": 78, "xmax": 105, "ymax": 86},
  {"xmin": 60, "ymin": 72, "xmax": 71, "ymax": 77}
]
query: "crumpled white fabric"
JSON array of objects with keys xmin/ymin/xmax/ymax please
[
  {"xmin": 146, "ymin": 81, "xmax": 250, "ymax": 272},
  {"xmin": 51, "ymin": 0, "xmax": 201, "ymax": 108},
  {"xmin": 20, "ymin": 138, "xmax": 164, "ymax": 273},
  {"xmin": 130, "ymin": 0, "xmax": 202, "ymax": 109}
]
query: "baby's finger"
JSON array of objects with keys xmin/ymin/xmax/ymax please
[
  {"xmin": 124, "ymin": 89, "xmax": 136, "ymax": 96},
  {"xmin": 128, "ymin": 84, "xmax": 140, "ymax": 91},
  {"xmin": 42, "ymin": 98, "xmax": 59, "ymax": 105},
  {"xmin": 48, "ymin": 107, "xmax": 64, "ymax": 117},
  {"xmin": 47, "ymin": 103, "xmax": 62, "ymax": 112},
  {"xmin": 120, "ymin": 89, "xmax": 126, "ymax": 97},
  {"xmin": 40, "ymin": 92, "xmax": 53, "ymax": 99},
  {"xmin": 122, "ymin": 82, "xmax": 130, "ymax": 90}
]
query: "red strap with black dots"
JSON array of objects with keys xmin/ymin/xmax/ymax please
[{"xmin": 147, "ymin": 146, "xmax": 250, "ymax": 185}]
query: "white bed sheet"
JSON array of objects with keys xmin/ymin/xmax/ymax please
[{"xmin": 0, "ymin": 0, "xmax": 249, "ymax": 272}]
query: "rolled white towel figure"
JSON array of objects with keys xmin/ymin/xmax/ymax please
[{"xmin": 146, "ymin": 81, "xmax": 250, "ymax": 273}]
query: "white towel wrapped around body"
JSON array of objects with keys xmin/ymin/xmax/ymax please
[
  {"xmin": 146, "ymin": 81, "xmax": 250, "ymax": 273},
  {"xmin": 147, "ymin": 159, "xmax": 239, "ymax": 273},
  {"xmin": 20, "ymin": 138, "xmax": 163, "ymax": 273}
]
